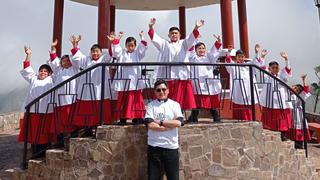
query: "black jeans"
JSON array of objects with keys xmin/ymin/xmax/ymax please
[{"xmin": 148, "ymin": 145, "xmax": 179, "ymax": 180}]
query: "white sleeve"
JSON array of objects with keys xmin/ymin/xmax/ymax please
[
  {"xmin": 208, "ymin": 44, "xmax": 221, "ymax": 63},
  {"xmin": 279, "ymin": 60, "xmax": 292, "ymax": 81},
  {"xmin": 182, "ymin": 31, "xmax": 197, "ymax": 52},
  {"xmin": 20, "ymin": 66, "xmax": 37, "ymax": 84},
  {"xmin": 112, "ymin": 43, "xmax": 123, "ymax": 60},
  {"xmin": 71, "ymin": 49, "xmax": 87, "ymax": 69},
  {"xmin": 174, "ymin": 102, "xmax": 183, "ymax": 119},
  {"xmin": 136, "ymin": 41, "xmax": 148, "ymax": 60},
  {"xmin": 151, "ymin": 31, "xmax": 166, "ymax": 52},
  {"xmin": 48, "ymin": 56, "xmax": 60, "ymax": 74},
  {"xmin": 145, "ymin": 103, "xmax": 155, "ymax": 120}
]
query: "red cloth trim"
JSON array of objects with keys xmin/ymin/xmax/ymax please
[
  {"xmin": 284, "ymin": 128, "xmax": 311, "ymax": 141},
  {"xmin": 71, "ymin": 48, "xmax": 79, "ymax": 56},
  {"xmin": 261, "ymin": 66, "xmax": 266, "ymax": 70},
  {"xmin": 188, "ymin": 46, "xmax": 195, "ymax": 52},
  {"xmin": 141, "ymin": 40, "xmax": 147, "ymax": 47},
  {"xmin": 115, "ymin": 90, "xmax": 146, "ymax": 119},
  {"xmin": 214, "ymin": 41, "xmax": 222, "ymax": 49},
  {"xmin": 23, "ymin": 61, "xmax": 30, "ymax": 69},
  {"xmin": 192, "ymin": 29, "xmax": 199, "ymax": 38},
  {"xmin": 50, "ymin": 53, "xmax": 58, "ymax": 61},
  {"xmin": 303, "ymin": 85, "xmax": 309, "ymax": 93},
  {"xmin": 167, "ymin": 80, "xmax": 196, "ymax": 110},
  {"xmin": 113, "ymin": 39, "xmax": 120, "ymax": 45},
  {"xmin": 148, "ymin": 28, "xmax": 154, "ymax": 40},
  {"xmin": 195, "ymin": 95, "xmax": 220, "ymax": 109},
  {"xmin": 257, "ymin": 58, "xmax": 262, "ymax": 63},
  {"xmin": 261, "ymin": 107, "xmax": 292, "ymax": 132},
  {"xmin": 285, "ymin": 67, "xmax": 291, "ymax": 74},
  {"xmin": 18, "ymin": 113, "xmax": 56, "ymax": 144},
  {"xmin": 72, "ymin": 99, "xmax": 112, "ymax": 126},
  {"xmin": 232, "ymin": 103, "xmax": 253, "ymax": 121},
  {"xmin": 226, "ymin": 55, "xmax": 232, "ymax": 63}
]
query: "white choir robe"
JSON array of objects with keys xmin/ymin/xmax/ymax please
[
  {"xmin": 18, "ymin": 62, "xmax": 54, "ymax": 144},
  {"xmin": 148, "ymin": 28, "xmax": 199, "ymax": 110},
  {"xmin": 226, "ymin": 57, "xmax": 259, "ymax": 120},
  {"xmin": 259, "ymin": 64, "xmax": 293, "ymax": 131},
  {"xmin": 70, "ymin": 48, "xmax": 113, "ymax": 126},
  {"xmin": 111, "ymin": 40, "xmax": 147, "ymax": 119},
  {"xmin": 285, "ymin": 87, "xmax": 311, "ymax": 141},
  {"xmin": 48, "ymin": 53, "xmax": 79, "ymax": 133},
  {"xmin": 189, "ymin": 41, "xmax": 222, "ymax": 109}
]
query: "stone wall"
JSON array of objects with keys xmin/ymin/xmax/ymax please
[
  {"xmin": 0, "ymin": 112, "xmax": 23, "ymax": 133},
  {"xmin": 10, "ymin": 122, "xmax": 320, "ymax": 180},
  {"xmin": 306, "ymin": 112, "xmax": 320, "ymax": 124}
]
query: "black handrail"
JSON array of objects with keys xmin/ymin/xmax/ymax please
[{"xmin": 21, "ymin": 62, "xmax": 308, "ymax": 169}]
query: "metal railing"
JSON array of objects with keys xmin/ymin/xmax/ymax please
[{"xmin": 21, "ymin": 62, "xmax": 308, "ymax": 169}]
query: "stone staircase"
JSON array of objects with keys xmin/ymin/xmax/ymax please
[{"xmin": 7, "ymin": 121, "xmax": 320, "ymax": 180}]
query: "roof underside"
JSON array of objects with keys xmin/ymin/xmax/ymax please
[{"xmin": 70, "ymin": 0, "xmax": 221, "ymax": 11}]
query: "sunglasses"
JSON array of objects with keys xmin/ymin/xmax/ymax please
[{"xmin": 155, "ymin": 88, "xmax": 167, "ymax": 92}]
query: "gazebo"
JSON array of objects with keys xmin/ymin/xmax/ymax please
[{"xmin": 52, "ymin": 0, "xmax": 250, "ymax": 58}]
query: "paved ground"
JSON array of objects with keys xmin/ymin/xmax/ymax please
[{"xmin": 0, "ymin": 128, "xmax": 319, "ymax": 179}]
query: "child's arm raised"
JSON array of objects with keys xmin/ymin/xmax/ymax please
[
  {"xmin": 108, "ymin": 32, "xmax": 123, "ymax": 60},
  {"xmin": 20, "ymin": 46, "xmax": 36, "ymax": 83},
  {"xmin": 137, "ymin": 31, "xmax": 148, "ymax": 60},
  {"xmin": 69, "ymin": 35, "xmax": 85, "ymax": 68},
  {"xmin": 148, "ymin": 17, "xmax": 166, "ymax": 51},
  {"xmin": 48, "ymin": 39, "xmax": 60, "ymax": 73},
  {"xmin": 279, "ymin": 51, "xmax": 292, "ymax": 81},
  {"xmin": 208, "ymin": 34, "xmax": 222, "ymax": 63},
  {"xmin": 183, "ymin": 19, "xmax": 203, "ymax": 51}
]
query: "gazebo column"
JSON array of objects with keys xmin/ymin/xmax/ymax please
[
  {"xmin": 98, "ymin": 0, "xmax": 110, "ymax": 48},
  {"xmin": 179, "ymin": 6, "xmax": 186, "ymax": 39},
  {"xmin": 237, "ymin": 0, "xmax": 250, "ymax": 57},
  {"xmin": 110, "ymin": 5, "xmax": 116, "ymax": 32},
  {"xmin": 52, "ymin": 0, "xmax": 64, "ymax": 57}
]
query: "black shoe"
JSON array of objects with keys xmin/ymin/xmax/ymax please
[
  {"xmin": 118, "ymin": 119, "xmax": 127, "ymax": 125},
  {"xmin": 281, "ymin": 132, "xmax": 288, "ymax": 141},
  {"xmin": 132, "ymin": 118, "xmax": 144, "ymax": 125},
  {"xmin": 211, "ymin": 109, "xmax": 220, "ymax": 123},
  {"xmin": 295, "ymin": 141, "xmax": 303, "ymax": 149},
  {"xmin": 187, "ymin": 109, "xmax": 199, "ymax": 123}
]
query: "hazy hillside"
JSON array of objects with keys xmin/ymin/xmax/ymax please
[{"xmin": 0, "ymin": 86, "xmax": 27, "ymax": 113}]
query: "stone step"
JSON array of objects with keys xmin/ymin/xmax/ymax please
[{"xmin": 46, "ymin": 149, "xmax": 72, "ymax": 170}]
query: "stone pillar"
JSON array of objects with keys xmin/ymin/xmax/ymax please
[
  {"xmin": 179, "ymin": 6, "xmax": 186, "ymax": 39},
  {"xmin": 237, "ymin": 0, "xmax": 250, "ymax": 58},
  {"xmin": 98, "ymin": 0, "xmax": 110, "ymax": 48},
  {"xmin": 52, "ymin": 0, "xmax": 64, "ymax": 57},
  {"xmin": 110, "ymin": 5, "xmax": 116, "ymax": 32}
]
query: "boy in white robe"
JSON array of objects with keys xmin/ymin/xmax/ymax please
[
  {"xmin": 18, "ymin": 46, "xmax": 54, "ymax": 158},
  {"xmin": 108, "ymin": 31, "xmax": 148, "ymax": 125},
  {"xmin": 188, "ymin": 35, "xmax": 222, "ymax": 122},
  {"xmin": 148, "ymin": 18, "xmax": 204, "ymax": 110}
]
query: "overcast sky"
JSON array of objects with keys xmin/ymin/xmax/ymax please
[{"xmin": 0, "ymin": 0, "xmax": 320, "ymax": 94}]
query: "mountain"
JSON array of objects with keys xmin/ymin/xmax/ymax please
[{"xmin": 0, "ymin": 86, "xmax": 28, "ymax": 113}]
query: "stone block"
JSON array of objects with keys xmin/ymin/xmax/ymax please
[
  {"xmin": 189, "ymin": 146, "xmax": 203, "ymax": 160},
  {"xmin": 221, "ymin": 148, "xmax": 239, "ymax": 167}
]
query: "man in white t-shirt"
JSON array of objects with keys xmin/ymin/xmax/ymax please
[{"xmin": 145, "ymin": 79, "xmax": 184, "ymax": 180}]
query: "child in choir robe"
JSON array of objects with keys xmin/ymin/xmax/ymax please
[
  {"xmin": 70, "ymin": 35, "xmax": 113, "ymax": 130},
  {"xmin": 285, "ymin": 74, "xmax": 311, "ymax": 148},
  {"xmin": 259, "ymin": 52, "xmax": 292, "ymax": 139},
  {"xmin": 225, "ymin": 49, "xmax": 259, "ymax": 120},
  {"xmin": 188, "ymin": 35, "xmax": 222, "ymax": 123},
  {"xmin": 148, "ymin": 17, "xmax": 204, "ymax": 111},
  {"xmin": 48, "ymin": 39, "xmax": 79, "ymax": 142},
  {"xmin": 108, "ymin": 31, "xmax": 147, "ymax": 125},
  {"xmin": 253, "ymin": 44, "xmax": 267, "ymax": 71},
  {"xmin": 18, "ymin": 46, "xmax": 54, "ymax": 158}
]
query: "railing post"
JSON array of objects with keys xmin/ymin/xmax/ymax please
[
  {"xmin": 100, "ymin": 64, "xmax": 106, "ymax": 126},
  {"xmin": 22, "ymin": 107, "xmax": 30, "ymax": 169},
  {"xmin": 249, "ymin": 65, "xmax": 256, "ymax": 121},
  {"xmin": 302, "ymin": 101, "xmax": 308, "ymax": 157}
]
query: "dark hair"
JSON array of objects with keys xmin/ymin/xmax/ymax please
[
  {"xmin": 38, "ymin": 64, "xmax": 52, "ymax": 74},
  {"xmin": 125, "ymin": 37, "xmax": 136, "ymax": 46},
  {"xmin": 269, "ymin": 61, "xmax": 279, "ymax": 67},
  {"xmin": 295, "ymin": 84, "xmax": 304, "ymax": 94},
  {"xmin": 236, "ymin": 49, "xmax": 245, "ymax": 56},
  {"xmin": 169, "ymin": 27, "xmax": 180, "ymax": 33},
  {"xmin": 195, "ymin": 42, "xmax": 206, "ymax": 50},
  {"xmin": 154, "ymin": 79, "xmax": 168, "ymax": 89},
  {"xmin": 61, "ymin": 54, "xmax": 69, "ymax": 61},
  {"xmin": 90, "ymin": 44, "xmax": 102, "ymax": 52}
]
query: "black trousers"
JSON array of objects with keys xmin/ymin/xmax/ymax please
[{"xmin": 148, "ymin": 145, "xmax": 179, "ymax": 180}]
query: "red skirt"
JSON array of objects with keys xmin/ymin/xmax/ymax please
[
  {"xmin": 261, "ymin": 107, "xmax": 292, "ymax": 132},
  {"xmin": 115, "ymin": 90, "xmax": 146, "ymax": 119},
  {"xmin": 72, "ymin": 99, "xmax": 112, "ymax": 127},
  {"xmin": 232, "ymin": 103, "xmax": 253, "ymax": 121},
  {"xmin": 167, "ymin": 80, "xmax": 196, "ymax": 110},
  {"xmin": 18, "ymin": 113, "xmax": 55, "ymax": 144},
  {"xmin": 285, "ymin": 128, "xmax": 311, "ymax": 141},
  {"xmin": 195, "ymin": 94, "xmax": 220, "ymax": 109},
  {"xmin": 50, "ymin": 105, "xmax": 77, "ymax": 134}
]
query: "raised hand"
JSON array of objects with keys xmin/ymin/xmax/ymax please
[
  {"xmin": 261, "ymin": 49, "xmax": 268, "ymax": 58},
  {"xmin": 195, "ymin": 19, "xmax": 205, "ymax": 29},
  {"xmin": 139, "ymin": 31, "xmax": 144, "ymax": 40},
  {"xmin": 301, "ymin": 74, "xmax": 307, "ymax": 81},
  {"xmin": 255, "ymin": 44, "xmax": 260, "ymax": 54},
  {"xmin": 280, "ymin": 52, "xmax": 288, "ymax": 61},
  {"xmin": 24, "ymin": 46, "xmax": 31, "ymax": 61},
  {"xmin": 117, "ymin": 32, "xmax": 124, "ymax": 40},
  {"xmin": 70, "ymin": 35, "xmax": 81, "ymax": 48},
  {"xmin": 213, "ymin": 34, "xmax": 221, "ymax": 43},
  {"xmin": 51, "ymin": 39, "xmax": 58, "ymax": 52},
  {"xmin": 149, "ymin": 18, "xmax": 156, "ymax": 28},
  {"xmin": 107, "ymin": 32, "xmax": 116, "ymax": 42}
]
